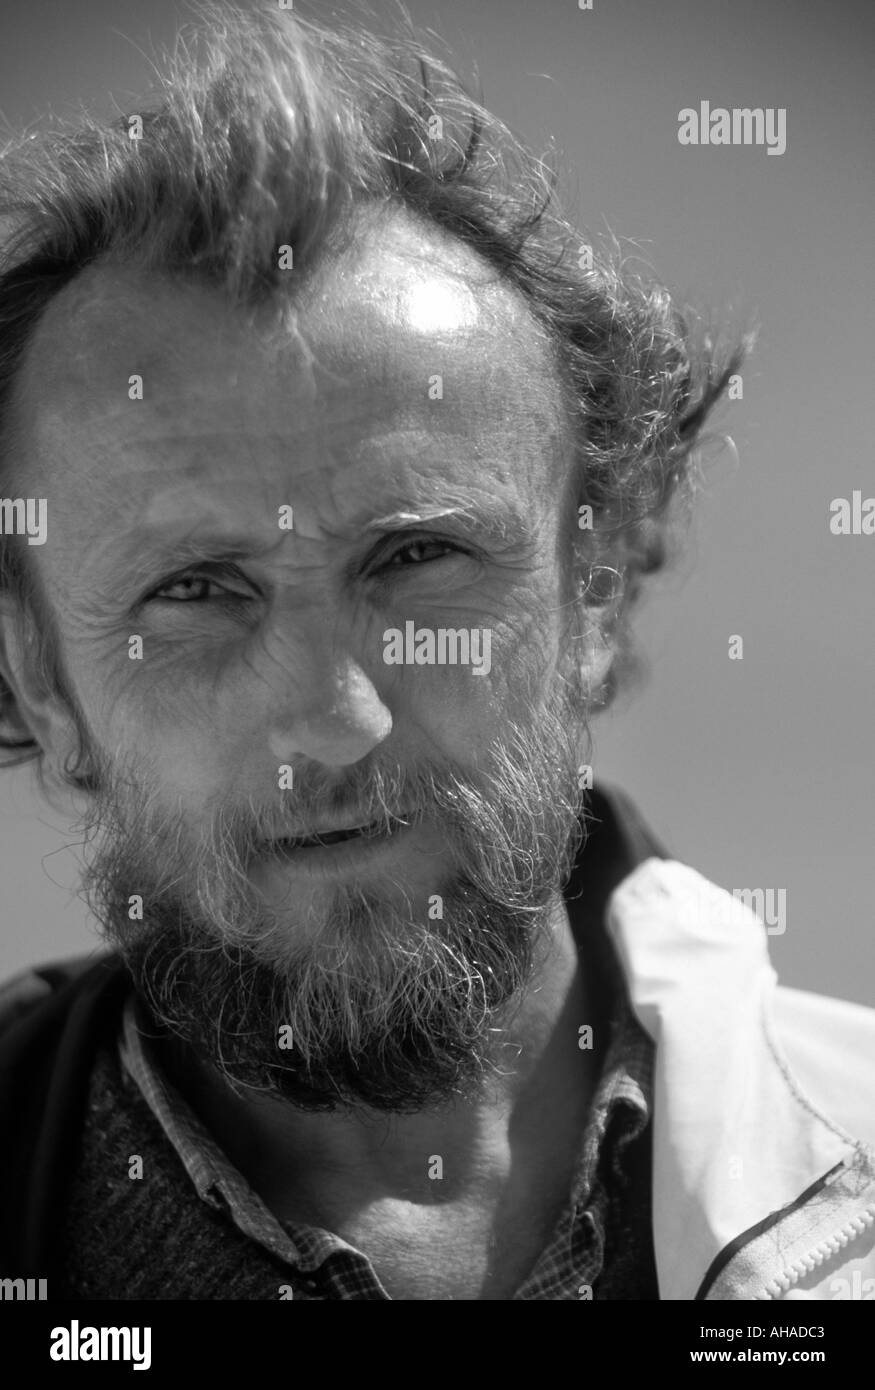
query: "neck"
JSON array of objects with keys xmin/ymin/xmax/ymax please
[{"xmin": 160, "ymin": 892, "xmax": 610, "ymax": 1221}]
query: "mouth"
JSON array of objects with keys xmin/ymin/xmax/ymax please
[{"xmin": 269, "ymin": 813, "xmax": 412, "ymax": 852}]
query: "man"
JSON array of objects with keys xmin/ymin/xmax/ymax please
[{"xmin": 0, "ymin": 2, "xmax": 871, "ymax": 1302}]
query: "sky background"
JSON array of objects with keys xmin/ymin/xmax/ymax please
[{"xmin": 0, "ymin": 0, "xmax": 872, "ymax": 1004}]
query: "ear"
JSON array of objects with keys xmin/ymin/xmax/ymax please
[
  {"xmin": 0, "ymin": 591, "xmax": 86, "ymax": 778},
  {"xmin": 575, "ymin": 618, "xmax": 615, "ymax": 706},
  {"xmin": 566, "ymin": 547, "xmax": 626, "ymax": 710}
]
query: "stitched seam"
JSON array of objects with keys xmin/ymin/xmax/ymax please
[
  {"xmin": 760, "ymin": 989, "xmax": 866, "ymax": 1151},
  {"xmin": 757, "ymin": 1206, "xmax": 875, "ymax": 1300}
]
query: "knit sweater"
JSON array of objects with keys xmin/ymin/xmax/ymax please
[{"xmin": 56, "ymin": 1028, "xmax": 657, "ymax": 1300}]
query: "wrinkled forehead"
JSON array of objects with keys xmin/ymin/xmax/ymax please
[{"xmin": 11, "ymin": 206, "xmax": 571, "ymax": 503}]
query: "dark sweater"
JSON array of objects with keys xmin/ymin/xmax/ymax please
[{"xmin": 53, "ymin": 1024, "xmax": 657, "ymax": 1300}]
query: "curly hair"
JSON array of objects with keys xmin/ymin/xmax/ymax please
[{"xmin": 0, "ymin": 0, "xmax": 747, "ymax": 769}]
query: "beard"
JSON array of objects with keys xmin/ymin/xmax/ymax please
[{"xmin": 74, "ymin": 672, "xmax": 591, "ymax": 1114}]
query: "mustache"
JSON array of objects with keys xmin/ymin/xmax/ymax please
[
  {"xmin": 80, "ymin": 704, "xmax": 588, "ymax": 945},
  {"xmin": 194, "ymin": 730, "xmax": 577, "ymax": 875},
  {"xmin": 247, "ymin": 759, "xmax": 423, "ymax": 846}
]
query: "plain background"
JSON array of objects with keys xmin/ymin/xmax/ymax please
[{"xmin": 0, "ymin": 0, "xmax": 872, "ymax": 1005}]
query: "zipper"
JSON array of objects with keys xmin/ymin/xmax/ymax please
[
  {"xmin": 694, "ymin": 1158, "xmax": 874, "ymax": 1300},
  {"xmin": 756, "ymin": 1205, "xmax": 875, "ymax": 1300}
]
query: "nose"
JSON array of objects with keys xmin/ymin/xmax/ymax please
[{"xmin": 267, "ymin": 655, "xmax": 393, "ymax": 767}]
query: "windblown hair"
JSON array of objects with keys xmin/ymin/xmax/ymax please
[{"xmin": 0, "ymin": 0, "xmax": 746, "ymax": 770}]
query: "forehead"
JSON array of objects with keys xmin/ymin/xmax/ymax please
[{"xmin": 12, "ymin": 208, "xmax": 569, "ymax": 523}]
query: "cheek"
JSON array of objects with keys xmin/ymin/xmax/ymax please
[
  {"xmin": 131, "ymin": 708, "xmax": 283, "ymax": 810},
  {"xmin": 397, "ymin": 613, "xmax": 562, "ymax": 759},
  {"xmin": 60, "ymin": 585, "xmax": 565, "ymax": 802},
  {"xmin": 66, "ymin": 642, "xmax": 256, "ymax": 805}
]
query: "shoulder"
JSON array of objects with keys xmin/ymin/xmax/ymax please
[
  {"xmin": 0, "ymin": 956, "xmax": 97, "ymax": 1035},
  {"xmin": 0, "ymin": 953, "xmax": 129, "ymax": 1270},
  {"xmin": 771, "ymin": 984, "xmax": 875, "ymax": 1149},
  {"xmin": 0, "ymin": 953, "xmax": 126, "ymax": 1047},
  {"xmin": 607, "ymin": 857, "xmax": 875, "ymax": 1148}
]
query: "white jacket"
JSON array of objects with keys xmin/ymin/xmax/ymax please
[{"xmin": 609, "ymin": 858, "xmax": 875, "ymax": 1300}]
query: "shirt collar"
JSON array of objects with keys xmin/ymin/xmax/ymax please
[
  {"xmin": 119, "ymin": 965, "xmax": 651, "ymax": 1277},
  {"xmin": 119, "ymin": 994, "xmax": 348, "ymax": 1272}
]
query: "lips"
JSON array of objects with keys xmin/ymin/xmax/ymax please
[{"xmin": 271, "ymin": 814, "xmax": 410, "ymax": 852}]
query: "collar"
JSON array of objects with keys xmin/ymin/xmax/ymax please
[
  {"xmin": 119, "ymin": 967, "xmax": 654, "ymax": 1284},
  {"xmin": 607, "ymin": 856, "xmax": 871, "ymax": 1299}
]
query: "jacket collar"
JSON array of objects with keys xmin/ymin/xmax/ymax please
[{"xmin": 606, "ymin": 857, "xmax": 861, "ymax": 1299}]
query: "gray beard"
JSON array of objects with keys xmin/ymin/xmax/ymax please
[
  {"xmin": 110, "ymin": 876, "xmax": 559, "ymax": 1113},
  {"xmin": 77, "ymin": 686, "xmax": 589, "ymax": 1113}
]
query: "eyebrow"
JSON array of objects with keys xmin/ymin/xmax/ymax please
[
  {"xmin": 113, "ymin": 493, "xmax": 534, "ymax": 587},
  {"xmin": 364, "ymin": 506, "xmax": 467, "ymax": 531},
  {"xmin": 112, "ymin": 529, "xmax": 286, "ymax": 589},
  {"xmin": 357, "ymin": 501, "xmax": 534, "ymax": 550}
]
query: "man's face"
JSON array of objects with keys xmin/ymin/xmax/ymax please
[{"xmin": 8, "ymin": 208, "xmax": 600, "ymax": 1109}]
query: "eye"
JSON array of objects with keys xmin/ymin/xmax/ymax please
[
  {"xmin": 382, "ymin": 538, "xmax": 462, "ymax": 567},
  {"xmin": 147, "ymin": 565, "xmax": 257, "ymax": 604},
  {"xmin": 154, "ymin": 576, "xmax": 224, "ymax": 602}
]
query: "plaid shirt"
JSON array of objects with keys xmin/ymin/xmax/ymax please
[{"xmin": 118, "ymin": 983, "xmax": 656, "ymax": 1300}]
